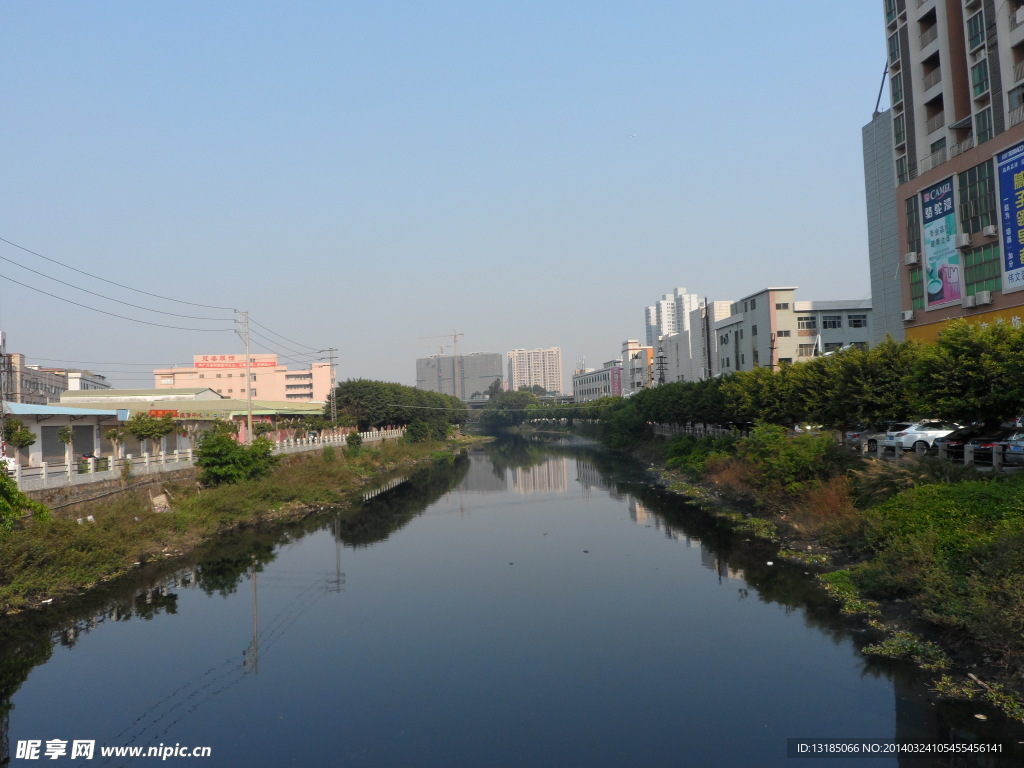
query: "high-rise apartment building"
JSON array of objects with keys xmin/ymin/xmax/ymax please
[
  {"xmin": 644, "ymin": 288, "xmax": 700, "ymax": 348},
  {"xmin": 416, "ymin": 352, "xmax": 503, "ymax": 400},
  {"xmin": 507, "ymin": 348, "xmax": 563, "ymax": 394},
  {"xmin": 882, "ymin": 0, "xmax": 1024, "ymax": 341},
  {"xmin": 863, "ymin": 110, "xmax": 905, "ymax": 345}
]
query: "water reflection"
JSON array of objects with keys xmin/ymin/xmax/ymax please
[{"xmin": 2, "ymin": 438, "xmax": 1023, "ymax": 766}]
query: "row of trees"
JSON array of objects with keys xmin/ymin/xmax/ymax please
[
  {"xmin": 531, "ymin": 320, "xmax": 1024, "ymax": 444},
  {"xmin": 330, "ymin": 379, "xmax": 467, "ymax": 441}
]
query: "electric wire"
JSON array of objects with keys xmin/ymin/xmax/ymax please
[
  {"xmin": 0, "ymin": 235, "xmax": 236, "ymax": 311},
  {"xmin": 0, "ymin": 272, "xmax": 234, "ymax": 332},
  {"xmin": 0, "ymin": 250, "xmax": 232, "ymax": 321}
]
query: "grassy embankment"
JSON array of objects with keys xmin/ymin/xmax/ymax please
[
  {"xmin": 0, "ymin": 437, "xmax": 481, "ymax": 615},
  {"xmin": 649, "ymin": 426, "xmax": 1024, "ymax": 722}
]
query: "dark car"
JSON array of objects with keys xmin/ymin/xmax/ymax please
[
  {"xmin": 968, "ymin": 426, "xmax": 1020, "ymax": 464},
  {"xmin": 933, "ymin": 424, "xmax": 992, "ymax": 460}
]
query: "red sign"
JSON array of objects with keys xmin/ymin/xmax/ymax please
[{"xmin": 149, "ymin": 410, "xmax": 179, "ymax": 418}]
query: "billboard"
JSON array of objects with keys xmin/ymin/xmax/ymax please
[
  {"xmin": 920, "ymin": 177, "xmax": 963, "ymax": 309},
  {"xmin": 996, "ymin": 141, "xmax": 1024, "ymax": 293}
]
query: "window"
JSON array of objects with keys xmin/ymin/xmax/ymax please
[
  {"xmin": 971, "ymin": 59, "xmax": 989, "ymax": 98},
  {"xmin": 893, "ymin": 113, "xmax": 905, "ymax": 145},
  {"xmin": 822, "ymin": 315, "xmax": 842, "ymax": 329},
  {"xmin": 740, "ymin": 354, "xmax": 745, "ymax": 365},
  {"xmin": 848, "ymin": 314, "xmax": 868, "ymax": 328},
  {"xmin": 752, "ymin": 350, "xmax": 759, "ymax": 365},
  {"xmin": 750, "ymin": 298, "xmax": 756, "ymax": 310},
  {"xmin": 959, "ymin": 159, "xmax": 996, "ymax": 233},
  {"xmin": 850, "ymin": 342, "xmax": 868, "ymax": 351},
  {"xmin": 823, "ymin": 343, "xmax": 843, "ymax": 354},
  {"xmin": 909, "ymin": 266, "xmax": 925, "ymax": 310},
  {"xmin": 891, "ymin": 72, "xmax": 903, "ymax": 105},
  {"xmin": 798, "ymin": 344, "xmax": 817, "ymax": 357},
  {"xmin": 778, "ymin": 358, "xmax": 792, "ymax": 365},
  {"xmin": 905, "ymin": 196, "xmax": 921, "ymax": 254},
  {"xmin": 885, "ymin": 0, "xmax": 897, "ymax": 24},
  {"xmin": 752, "ymin": 325, "xmax": 758, "ymax": 336},
  {"xmin": 896, "ymin": 154, "xmax": 909, "ymax": 185},
  {"xmin": 976, "ymin": 107, "xmax": 993, "ymax": 144},
  {"xmin": 964, "ymin": 243, "xmax": 1002, "ymax": 295},
  {"xmin": 776, "ymin": 330, "xmax": 792, "ymax": 338},
  {"xmin": 967, "ymin": 11, "xmax": 985, "ymax": 51},
  {"xmin": 775, "ymin": 302, "xmax": 789, "ymax": 310},
  {"xmin": 888, "ymin": 31, "xmax": 900, "ymax": 64},
  {"xmin": 797, "ymin": 316, "xmax": 817, "ymax": 330},
  {"xmin": 743, "ymin": 301, "xmax": 749, "ymax": 311}
]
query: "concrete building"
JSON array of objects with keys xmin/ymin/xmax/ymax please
[
  {"xmin": 863, "ymin": 109, "xmax": 905, "ymax": 344},
  {"xmin": 7, "ymin": 353, "xmax": 69, "ymax": 404},
  {"xmin": 882, "ymin": 0, "xmax": 1024, "ymax": 341},
  {"xmin": 620, "ymin": 340, "xmax": 653, "ymax": 394},
  {"xmin": 644, "ymin": 287, "xmax": 701, "ymax": 348},
  {"xmin": 660, "ymin": 299, "xmax": 733, "ymax": 382},
  {"xmin": 713, "ymin": 288, "xmax": 872, "ymax": 373},
  {"xmin": 153, "ymin": 354, "xmax": 333, "ymax": 402},
  {"xmin": 416, "ymin": 352, "xmax": 503, "ymax": 400},
  {"xmin": 1, "ymin": 401, "xmax": 119, "ymax": 466},
  {"xmin": 507, "ymin": 347, "xmax": 563, "ymax": 394},
  {"xmin": 571, "ymin": 360, "xmax": 623, "ymax": 403}
]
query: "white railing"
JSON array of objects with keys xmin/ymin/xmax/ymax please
[{"xmin": 9, "ymin": 428, "xmax": 406, "ymax": 492}]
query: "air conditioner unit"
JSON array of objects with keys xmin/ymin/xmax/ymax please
[
  {"xmin": 983, "ymin": 224, "xmax": 998, "ymax": 237},
  {"xmin": 902, "ymin": 310, "xmax": 916, "ymax": 321},
  {"xmin": 962, "ymin": 295, "xmax": 977, "ymax": 308},
  {"xmin": 975, "ymin": 290, "xmax": 993, "ymax": 305},
  {"xmin": 955, "ymin": 233, "xmax": 972, "ymax": 248},
  {"xmin": 904, "ymin": 251, "xmax": 920, "ymax": 265}
]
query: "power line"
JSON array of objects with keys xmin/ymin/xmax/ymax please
[
  {"xmin": 0, "ymin": 272, "xmax": 234, "ymax": 332},
  {"xmin": 0, "ymin": 250, "xmax": 232, "ymax": 321},
  {"xmin": 0, "ymin": 235, "xmax": 236, "ymax": 311}
]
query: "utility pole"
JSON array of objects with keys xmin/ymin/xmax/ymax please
[
  {"xmin": 0, "ymin": 331, "xmax": 8, "ymax": 461},
  {"xmin": 322, "ymin": 348, "xmax": 338, "ymax": 422},
  {"xmin": 235, "ymin": 311, "xmax": 254, "ymax": 443}
]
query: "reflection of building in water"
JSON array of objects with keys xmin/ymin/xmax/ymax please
[
  {"xmin": 700, "ymin": 542, "xmax": 744, "ymax": 582},
  {"xmin": 458, "ymin": 453, "xmax": 508, "ymax": 493},
  {"xmin": 575, "ymin": 458, "xmax": 626, "ymax": 500},
  {"xmin": 513, "ymin": 457, "xmax": 568, "ymax": 494}
]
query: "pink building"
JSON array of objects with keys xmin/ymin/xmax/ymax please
[{"xmin": 153, "ymin": 354, "xmax": 334, "ymax": 402}]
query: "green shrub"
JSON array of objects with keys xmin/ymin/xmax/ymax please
[
  {"xmin": 195, "ymin": 431, "xmax": 280, "ymax": 486},
  {"xmin": 736, "ymin": 424, "xmax": 851, "ymax": 498}
]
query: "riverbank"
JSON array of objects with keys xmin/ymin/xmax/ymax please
[
  {"xmin": 636, "ymin": 431, "xmax": 1024, "ymax": 724},
  {"xmin": 0, "ymin": 436, "xmax": 487, "ymax": 616}
]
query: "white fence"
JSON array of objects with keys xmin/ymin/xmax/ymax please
[{"xmin": 8, "ymin": 428, "xmax": 406, "ymax": 493}]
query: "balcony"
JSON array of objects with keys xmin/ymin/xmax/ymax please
[
  {"xmin": 1010, "ymin": 104, "xmax": 1024, "ymax": 128},
  {"xmin": 923, "ymin": 67, "xmax": 942, "ymax": 91},
  {"xmin": 919, "ymin": 146, "xmax": 948, "ymax": 173},
  {"xmin": 949, "ymin": 136, "xmax": 976, "ymax": 158},
  {"xmin": 925, "ymin": 112, "xmax": 946, "ymax": 133},
  {"xmin": 920, "ymin": 26, "xmax": 939, "ymax": 48}
]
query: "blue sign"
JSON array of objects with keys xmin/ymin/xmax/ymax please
[{"xmin": 996, "ymin": 141, "xmax": 1024, "ymax": 293}]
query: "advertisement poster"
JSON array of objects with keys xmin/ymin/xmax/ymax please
[
  {"xmin": 996, "ymin": 141, "xmax": 1024, "ymax": 293},
  {"xmin": 920, "ymin": 177, "xmax": 963, "ymax": 309}
]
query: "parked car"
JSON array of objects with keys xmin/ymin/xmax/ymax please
[
  {"xmin": 999, "ymin": 430, "xmax": 1024, "ymax": 466},
  {"xmin": 933, "ymin": 424, "xmax": 1016, "ymax": 462},
  {"xmin": 845, "ymin": 422, "xmax": 910, "ymax": 452},
  {"xmin": 883, "ymin": 420, "xmax": 961, "ymax": 452}
]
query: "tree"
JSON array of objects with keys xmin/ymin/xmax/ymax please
[
  {"xmin": 3, "ymin": 418, "xmax": 36, "ymax": 451},
  {"xmin": 910, "ymin": 319, "xmax": 1024, "ymax": 426},
  {"xmin": 124, "ymin": 413, "xmax": 176, "ymax": 454},
  {"xmin": 0, "ymin": 472, "xmax": 50, "ymax": 538},
  {"xmin": 195, "ymin": 423, "xmax": 280, "ymax": 486}
]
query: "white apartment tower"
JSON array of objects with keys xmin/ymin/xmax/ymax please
[
  {"xmin": 644, "ymin": 288, "xmax": 701, "ymax": 348},
  {"xmin": 507, "ymin": 348, "xmax": 563, "ymax": 394}
]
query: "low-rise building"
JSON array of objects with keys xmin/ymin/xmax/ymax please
[
  {"xmin": 153, "ymin": 354, "xmax": 333, "ymax": 402},
  {"xmin": 571, "ymin": 361, "xmax": 623, "ymax": 403},
  {"xmin": 713, "ymin": 288, "xmax": 873, "ymax": 372}
]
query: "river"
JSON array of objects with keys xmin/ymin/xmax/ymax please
[{"xmin": 2, "ymin": 436, "xmax": 1022, "ymax": 767}]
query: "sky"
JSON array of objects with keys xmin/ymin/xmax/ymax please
[{"xmin": 0, "ymin": 1, "xmax": 889, "ymax": 390}]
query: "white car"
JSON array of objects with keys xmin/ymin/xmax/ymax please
[{"xmin": 883, "ymin": 420, "xmax": 961, "ymax": 453}]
